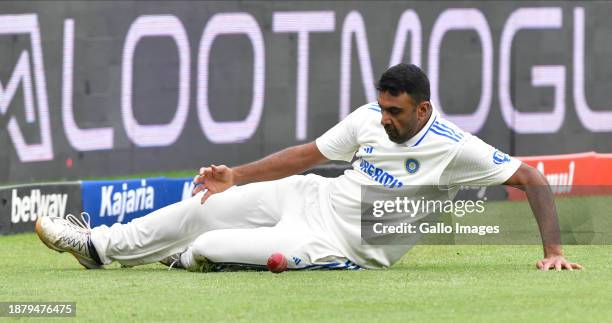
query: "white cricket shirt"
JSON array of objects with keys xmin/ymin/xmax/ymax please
[{"xmin": 315, "ymin": 102, "xmax": 521, "ymax": 268}]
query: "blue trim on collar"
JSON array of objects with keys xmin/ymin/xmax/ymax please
[{"xmin": 411, "ymin": 115, "xmax": 437, "ymax": 147}]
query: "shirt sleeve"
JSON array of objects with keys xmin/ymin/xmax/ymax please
[
  {"xmin": 442, "ymin": 135, "xmax": 521, "ymax": 186},
  {"xmin": 315, "ymin": 109, "xmax": 362, "ymax": 162}
]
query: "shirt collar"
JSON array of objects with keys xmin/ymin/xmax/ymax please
[{"xmin": 402, "ymin": 106, "xmax": 438, "ymax": 147}]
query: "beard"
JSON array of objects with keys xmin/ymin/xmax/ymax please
[
  {"xmin": 384, "ymin": 124, "xmax": 407, "ymax": 143},
  {"xmin": 382, "ymin": 110, "xmax": 421, "ymax": 144}
]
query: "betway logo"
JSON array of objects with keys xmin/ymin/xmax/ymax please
[
  {"xmin": 536, "ymin": 161, "xmax": 575, "ymax": 194},
  {"xmin": 99, "ymin": 180, "xmax": 154, "ymax": 223},
  {"xmin": 11, "ymin": 189, "xmax": 67, "ymax": 223}
]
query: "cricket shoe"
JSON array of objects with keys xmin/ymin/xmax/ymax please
[
  {"xmin": 159, "ymin": 253, "xmax": 184, "ymax": 270},
  {"xmin": 35, "ymin": 213, "xmax": 103, "ymax": 269},
  {"xmin": 159, "ymin": 250, "xmax": 212, "ymax": 272}
]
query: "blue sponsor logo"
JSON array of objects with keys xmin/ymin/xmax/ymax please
[
  {"xmin": 292, "ymin": 257, "xmax": 302, "ymax": 265},
  {"xmin": 359, "ymin": 158, "xmax": 404, "ymax": 188},
  {"xmin": 362, "ymin": 145, "xmax": 374, "ymax": 154},
  {"xmin": 81, "ymin": 177, "xmax": 193, "ymax": 227},
  {"xmin": 99, "ymin": 180, "xmax": 154, "ymax": 222},
  {"xmin": 405, "ymin": 158, "xmax": 420, "ymax": 174},
  {"xmin": 493, "ymin": 150, "xmax": 511, "ymax": 165}
]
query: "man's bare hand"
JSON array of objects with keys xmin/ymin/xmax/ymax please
[
  {"xmin": 192, "ymin": 165, "xmax": 235, "ymax": 204},
  {"xmin": 536, "ymin": 255, "xmax": 583, "ymax": 271}
]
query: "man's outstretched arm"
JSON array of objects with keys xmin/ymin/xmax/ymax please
[
  {"xmin": 193, "ymin": 142, "xmax": 328, "ymax": 203},
  {"xmin": 504, "ymin": 163, "xmax": 583, "ymax": 270}
]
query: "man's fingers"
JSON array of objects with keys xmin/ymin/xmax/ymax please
[
  {"xmin": 212, "ymin": 164, "xmax": 229, "ymax": 176},
  {"xmin": 199, "ymin": 167, "xmax": 213, "ymax": 177},
  {"xmin": 193, "ymin": 174, "xmax": 203, "ymax": 184},
  {"xmin": 537, "ymin": 257, "xmax": 582, "ymax": 271},
  {"xmin": 192, "ymin": 183, "xmax": 207, "ymax": 195},
  {"xmin": 210, "ymin": 164, "xmax": 221, "ymax": 175},
  {"xmin": 193, "ymin": 174, "xmax": 208, "ymax": 185},
  {"xmin": 200, "ymin": 190, "xmax": 213, "ymax": 204},
  {"xmin": 198, "ymin": 165, "xmax": 229, "ymax": 181}
]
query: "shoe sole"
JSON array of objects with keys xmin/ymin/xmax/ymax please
[{"xmin": 35, "ymin": 217, "xmax": 103, "ymax": 270}]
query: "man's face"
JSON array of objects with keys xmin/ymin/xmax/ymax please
[{"xmin": 378, "ymin": 91, "xmax": 426, "ymax": 144}]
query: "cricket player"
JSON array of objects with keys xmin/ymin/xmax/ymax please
[{"xmin": 35, "ymin": 64, "xmax": 582, "ymax": 271}]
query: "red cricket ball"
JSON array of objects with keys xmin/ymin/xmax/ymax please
[{"xmin": 267, "ymin": 252, "xmax": 288, "ymax": 273}]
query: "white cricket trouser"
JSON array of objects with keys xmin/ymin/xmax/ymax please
[{"xmin": 90, "ymin": 174, "xmax": 361, "ymax": 270}]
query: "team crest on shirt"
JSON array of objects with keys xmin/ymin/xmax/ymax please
[
  {"xmin": 405, "ymin": 158, "xmax": 420, "ymax": 174},
  {"xmin": 492, "ymin": 150, "xmax": 511, "ymax": 165}
]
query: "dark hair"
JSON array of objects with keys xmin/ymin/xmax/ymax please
[{"xmin": 375, "ymin": 63, "xmax": 430, "ymax": 103}]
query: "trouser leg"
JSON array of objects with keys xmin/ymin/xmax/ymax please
[
  {"xmin": 90, "ymin": 180, "xmax": 285, "ymax": 266},
  {"xmin": 186, "ymin": 226, "xmax": 360, "ymax": 270}
]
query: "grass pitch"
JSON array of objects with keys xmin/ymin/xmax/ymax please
[
  {"xmin": 1, "ymin": 175, "xmax": 610, "ymax": 322},
  {"xmin": 1, "ymin": 233, "xmax": 610, "ymax": 322}
]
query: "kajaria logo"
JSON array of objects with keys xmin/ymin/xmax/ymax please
[{"xmin": 99, "ymin": 180, "xmax": 154, "ymax": 223}]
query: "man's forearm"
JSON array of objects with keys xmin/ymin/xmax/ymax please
[
  {"xmin": 233, "ymin": 142, "xmax": 328, "ymax": 185},
  {"xmin": 506, "ymin": 163, "xmax": 563, "ymax": 257},
  {"xmin": 524, "ymin": 183, "xmax": 563, "ymax": 256}
]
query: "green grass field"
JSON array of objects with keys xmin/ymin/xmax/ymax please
[
  {"xmin": 1, "ymin": 233, "xmax": 610, "ymax": 322},
  {"xmin": 2, "ymin": 172, "xmax": 611, "ymax": 322}
]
